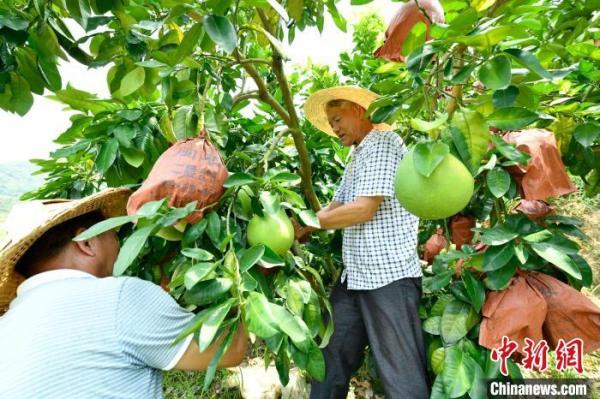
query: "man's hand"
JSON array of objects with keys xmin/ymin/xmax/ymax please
[{"xmin": 292, "ymin": 219, "xmax": 310, "ymax": 243}]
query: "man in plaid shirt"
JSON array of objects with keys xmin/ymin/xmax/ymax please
[{"xmin": 298, "ymin": 87, "xmax": 429, "ymax": 398}]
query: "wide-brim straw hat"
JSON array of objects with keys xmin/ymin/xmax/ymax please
[
  {"xmin": 0, "ymin": 187, "xmax": 131, "ymax": 314},
  {"xmin": 304, "ymin": 86, "xmax": 392, "ymax": 137}
]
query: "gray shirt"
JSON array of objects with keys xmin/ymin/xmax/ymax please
[
  {"xmin": 0, "ymin": 269, "xmax": 194, "ymax": 398},
  {"xmin": 333, "ymin": 130, "xmax": 421, "ymax": 290}
]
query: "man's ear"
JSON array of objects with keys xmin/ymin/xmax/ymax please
[{"xmin": 72, "ymin": 227, "xmax": 97, "ymax": 257}]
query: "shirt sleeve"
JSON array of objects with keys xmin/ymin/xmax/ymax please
[
  {"xmin": 116, "ymin": 277, "xmax": 195, "ymax": 370},
  {"xmin": 355, "ymin": 133, "xmax": 405, "ymax": 198}
]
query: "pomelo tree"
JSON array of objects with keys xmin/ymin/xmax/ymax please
[{"xmin": 1, "ymin": 0, "xmax": 598, "ymax": 397}]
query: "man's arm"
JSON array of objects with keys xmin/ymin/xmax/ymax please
[
  {"xmin": 174, "ymin": 323, "xmax": 248, "ymax": 371},
  {"xmin": 294, "ymin": 196, "xmax": 383, "ymax": 240}
]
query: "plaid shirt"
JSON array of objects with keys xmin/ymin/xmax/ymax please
[{"xmin": 333, "ymin": 130, "xmax": 421, "ymax": 290}]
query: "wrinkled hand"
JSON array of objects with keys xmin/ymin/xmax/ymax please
[{"xmin": 291, "ymin": 219, "xmax": 309, "ymax": 243}]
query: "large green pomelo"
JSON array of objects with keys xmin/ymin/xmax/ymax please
[
  {"xmin": 394, "ymin": 150, "xmax": 474, "ymax": 220},
  {"xmin": 247, "ymin": 210, "xmax": 294, "ymax": 255}
]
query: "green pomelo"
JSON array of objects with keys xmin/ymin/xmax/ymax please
[
  {"xmin": 247, "ymin": 210, "xmax": 294, "ymax": 256},
  {"xmin": 395, "ymin": 150, "xmax": 474, "ymax": 220}
]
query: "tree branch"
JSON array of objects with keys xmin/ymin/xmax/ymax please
[
  {"xmin": 257, "ymin": 9, "xmax": 321, "ymax": 211},
  {"xmin": 231, "ymin": 90, "xmax": 259, "ymax": 108},
  {"xmin": 234, "ymin": 49, "xmax": 291, "ymax": 125}
]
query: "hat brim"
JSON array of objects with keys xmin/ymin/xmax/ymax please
[
  {"xmin": 0, "ymin": 187, "xmax": 131, "ymax": 314},
  {"xmin": 304, "ymin": 86, "xmax": 392, "ymax": 137}
]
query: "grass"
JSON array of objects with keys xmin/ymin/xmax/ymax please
[{"xmin": 163, "ymin": 369, "xmax": 242, "ymax": 399}]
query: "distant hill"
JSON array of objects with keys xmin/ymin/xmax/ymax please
[
  {"xmin": 0, "ymin": 161, "xmax": 44, "ymax": 199},
  {"xmin": 0, "ymin": 161, "xmax": 45, "ymax": 241}
]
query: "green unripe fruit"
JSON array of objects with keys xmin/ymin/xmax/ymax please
[
  {"xmin": 394, "ymin": 150, "xmax": 474, "ymax": 220},
  {"xmin": 247, "ymin": 210, "xmax": 294, "ymax": 256}
]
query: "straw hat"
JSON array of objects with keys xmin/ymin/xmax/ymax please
[
  {"xmin": 304, "ymin": 86, "xmax": 392, "ymax": 137},
  {"xmin": 0, "ymin": 187, "xmax": 131, "ymax": 314}
]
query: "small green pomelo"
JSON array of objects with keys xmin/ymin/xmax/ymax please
[
  {"xmin": 247, "ymin": 210, "xmax": 294, "ymax": 256},
  {"xmin": 395, "ymin": 150, "xmax": 474, "ymax": 220}
]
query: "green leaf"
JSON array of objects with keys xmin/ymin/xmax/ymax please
[
  {"xmin": 270, "ymin": 303, "xmax": 311, "ymax": 348},
  {"xmin": 174, "ymin": 307, "xmax": 213, "ymax": 344},
  {"xmin": 37, "ymin": 57, "xmax": 61, "ymax": 91},
  {"xmin": 423, "ymin": 316, "xmax": 442, "ymax": 335},
  {"xmin": 530, "ymin": 242, "xmax": 581, "ymax": 280},
  {"xmin": 298, "ymin": 210, "xmax": 320, "ymax": 228},
  {"xmin": 270, "ymin": 172, "xmax": 301, "ymax": 185},
  {"xmin": 118, "ymin": 67, "xmax": 145, "ymax": 97},
  {"xmin": 206, "ymin": 212, "xmax": 221, "ymax": 244},
  {"xmin": 120, "ymin": 146, "xmax": 145, "ymax": 168},
  {"xmin": 74, "ymin": 215, "xmax": 136, "ymax": 241},
  {"xmin": 182, "ymin": 248, "xmax": 215, "ymax": 261},
  {"xmin": 478, "ymin": 55, "xmax": 511, "ymax": 90},
  {"xmin": 423, "ymin": 270, "xmax": 454, "ymax": 293},
  {"xmin": 462, "ymin": 270, "xmax": 485, "ymax": 313},
  {"xmin": 202, "ymin": 323, "xmax": 238, "ymax": 392},
  {"xmin": 442, "ymin": 346, "xmax": 475, "ymax": 397},
  {"xmin": 306, "ymin": 339, "xmax": 326, "ymax": 381},
  {"xmin": 244, "ymin": 291, "xmax": 280, "ymax": 338},
  {"xmin": 504, "ymin": 48, "xmax": 552, "ymax": 79},
  {"xmin": 410, "ymin": 113, "xmax": 448, "ymax": 133},
  {"xmin": 96, "ymin": 139, "xmax": 119, "ymax": 173},
  {"xmin": 486, "ymin": 168, "xmax": 511, "ymax": 198},
  {"xmin": 184, "ymin": 278, "xmax": 233, "ymax": 305},
  {"xmin": 198, "ymin": 300, "xmax": 233, "ymax": 351},
  {"xmin": 413, "ymin": 142, "xmax": 450, "ymax": 178},
  {"xmin": 239, "ymin": 245, "xmax": 265, "ymax": 273},
  {"xmin": 480, "ymin": 225, "xmax": 518, "ymax": 245},
  {"xmin": 7, "ymin": 73, "xmax": 33, "ymax": 116},
  {"xmin": 184, "ymin": 262, "xmax": 218, "ymax": 289},
  {"xmin": 451, "ymin": 109, "xmax": 490, "ymax": 173},
  {"xmin": 287, "ymin": 0, "xmax": 304, "ymax": 21},
  {"xmin": 489, "ymin": 135, "xmax": 530, "ymax": 164},
  {"xmin": 453, "ymin": 25, "xmax": 526, "ymax": 48},
  {"xmin": 0, "ymin": 15, "xmax": 29, "ymax": 30},
  {"xmin": 492, "ymin": 85, "xmax": 519, "ymax": 108},
  {"xmin": 204, "ymin": 15, "xmax": 237, "ymax": 54},
  {"xmin": 113, "ymin": 225, "xmax": 153, "ymax": 276},
  {"xmin": 483, "ymin": 243, "xmax": 514, "ymax": 272},
  {"xmin": 224, "ymin": 172, "xmax": 256, "ymax": 188},
  {"xmin": 259, "ymin": 191, "xmax": 281, "ymax": 215},
  {"xmin": 259, "ymin": 246, "xmax": 285, "ymax": 268},
  {"xmin": 136, "ymin": 199, "xmax": 167, "ymax": 217},
  {"xmin": 471, "ymin": 0, "xmax": 496, "ymax": 12},
  {"xmin": 175, "ymin": 22, "xmax": 203, "ymax": 62},
  {"xmin": 484, "ymin": 261, "xmax": 517, "ymax": 290},
  {"xmin": 402, "ymin": 21, "xmax": 427, "ymax": 57},
  {"xmin": 487, "ymin": 107, "xmax": 538, "ymax": 130},
  {"xmin": 441, "ymin": 301, "xmax": 479, "ymax": 344},
  {"xmin": 573, "ymin": 123, "xmax": 599, "ymax": 147}
]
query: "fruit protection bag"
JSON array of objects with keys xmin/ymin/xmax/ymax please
[
  {"xmin": 504, "ymin": 129, "xmax": 576, "ymax": 201},
  {"xmin": 480, "ymin": 271, "xmax": 600, "ymax": 355},
  {"xmin": 127, "ymin": 129, "xmax": 229, "ymax": 224},
  {"xmin": 373, "ymin": 0, "xmax": 445, "ymax": 62},
  {"xmin": 450, "ymin": 214, "xmax": 475, "ymax": 249}
]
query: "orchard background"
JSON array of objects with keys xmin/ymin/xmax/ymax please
[{"xmin": 0, "ymin": 0, "xmax": 599, "ymax": 398}]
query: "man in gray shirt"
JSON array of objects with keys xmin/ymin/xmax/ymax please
[
  {"xmin": 0, "ymin": 188, "xmax": 247, "ymax": 398},
  {"xmin": 298, "ymin": 86, "xmax": 429, "ymax": 398}
]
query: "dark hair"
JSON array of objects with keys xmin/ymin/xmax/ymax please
[{"xmin": 16, "ymin": 211, "xmax": 105, "ymax": 277}]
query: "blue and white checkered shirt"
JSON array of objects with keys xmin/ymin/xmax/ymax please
[{"xmin": 333, "ymin": 130, "xmax": 421, "ymax": 290}]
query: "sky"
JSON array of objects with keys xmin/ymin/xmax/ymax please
[{"xmin": 0, "ymin": 0, "xmax": 395, "ymax": 163}]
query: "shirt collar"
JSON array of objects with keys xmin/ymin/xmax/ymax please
[
  {"xmin": 16, "ymin": 269, "xmax": 96, "ymax": 296},
  {"xmin": 353, "ymin": 129, "xmax": 384, "ymax": 155}
]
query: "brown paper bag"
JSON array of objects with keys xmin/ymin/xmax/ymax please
[
  {"xmin": 127, "ymin": 130, "xmax": 229, "ymax": 224},
  {"xmin": 504, "ymin": 129, "xmax": 576, "ymax": 201},
  {"xmin": 527, "ymin": 272, "xmax": 600, "ymax": 353},
  {"xmin": 450, "ymin": 214, "xmax": 475, "ymax": 249},
  {"xmin": 480, "ymin": 273, "xmax": 547, "ymax": 355},
  {"xmin": 373, "ymin": 0, "xmax": 445, "ymax": 62}
]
